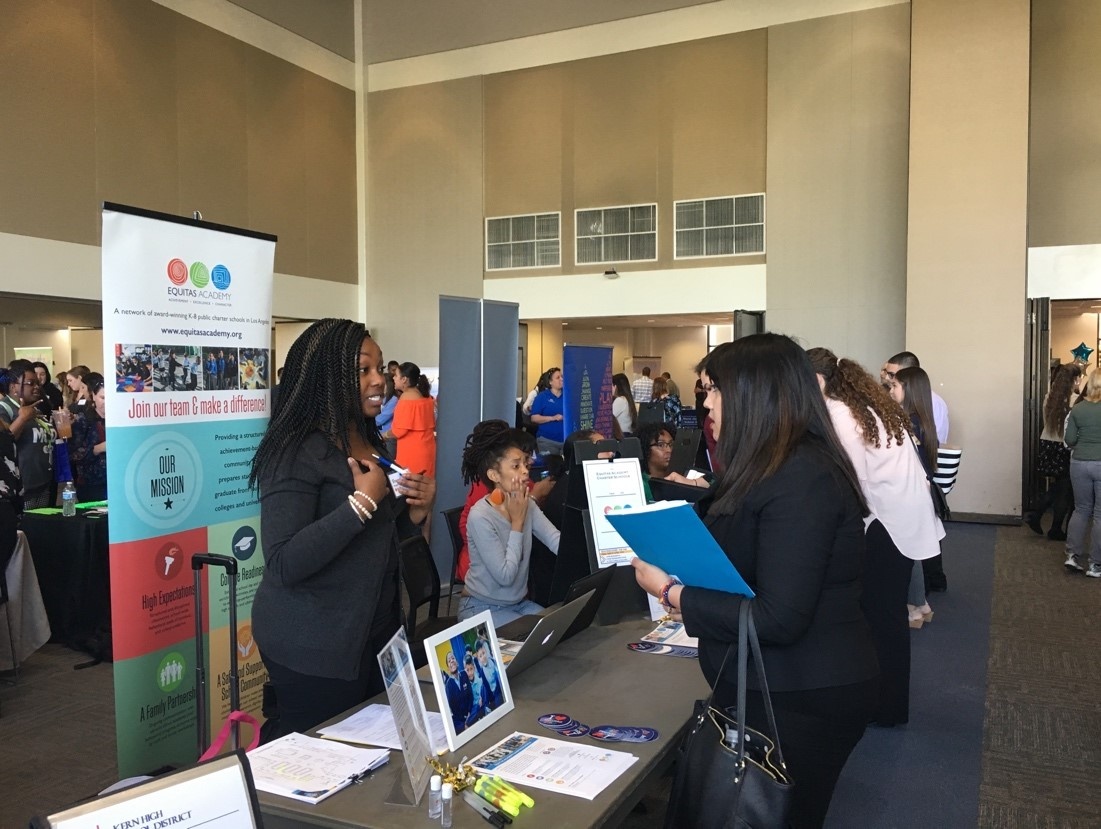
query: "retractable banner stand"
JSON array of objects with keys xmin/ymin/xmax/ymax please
[
  {"xmin": 101, "ymin": 203, "xmax": 275, "ymax": 776},
  {"xmin": 562, "ymin": 345, "xmax": 614, "ymax": 439}
]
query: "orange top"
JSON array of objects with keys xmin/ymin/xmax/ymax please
[{"xmin": 392, "ymin": 396, "xmax": 437, "ymax": 477}]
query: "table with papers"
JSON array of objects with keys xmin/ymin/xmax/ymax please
[{"xmin": 257, "ymin": 617, "xmax": 710, "ymax": 829}]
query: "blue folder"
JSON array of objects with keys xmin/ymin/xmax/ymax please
[{"xmin": 605, "ymin": 502, "xmax": 755, "ymax": 598}]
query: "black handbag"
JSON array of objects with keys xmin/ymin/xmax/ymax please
[{"xmin": 664, "ymin": 600, "xmax": 794, "ymax": 829}]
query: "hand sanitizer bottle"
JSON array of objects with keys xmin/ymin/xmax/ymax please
[
  {"xmin": 427, "ymin": 774, "xmax": 442, "ymax": 819},
  {"xmin": 440, "ymin": 782, "xmax": 453, "ymax": 828}
]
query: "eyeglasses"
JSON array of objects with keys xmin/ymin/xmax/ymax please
[
  {"xmin": 653, "ymin": 441, "xmax": 674, "ymax": 450},
  {"xmin": 19, "ymin": 378, "xmax": 40, "ymax": 387}
]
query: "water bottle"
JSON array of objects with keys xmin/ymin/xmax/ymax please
[{"xmin": 62, "ymin": 481, "xmax": 77, "ymax": 517}]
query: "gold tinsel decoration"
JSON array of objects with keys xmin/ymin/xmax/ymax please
[{"xmin": 427, "ymin": 757, "xmax": 478, "ymax": 792}]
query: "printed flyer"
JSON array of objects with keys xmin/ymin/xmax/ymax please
[{"xmin": 101, "ymin": 204, "xmax": 275, "ymax": 776}]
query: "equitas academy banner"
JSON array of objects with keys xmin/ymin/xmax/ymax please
[{"xmin": 101, "ymin": 204, "xmax": 275, "ymax": 776}]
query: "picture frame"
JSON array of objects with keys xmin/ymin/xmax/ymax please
[{"xmin": 423, "ymin": 611, "xmax": 514, "ymax": 752}]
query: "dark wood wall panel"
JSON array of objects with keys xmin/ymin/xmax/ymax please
[
  {"xmin": 484, "ymin": 66, "xmax": 564, "ymax": 217},
  {"xmin": 0, "ymin": 0, "xmax": 356, "ymax": 284},
  {"xmin": 0, "ymin": 0, "xmax": 97, "ymax": 243},
  {"xmin": 93, "ymin": 0, "xmax": 181, "ymax": 228},
  {"xmin": 175, "ymin": 17, "xmax": 250, "ymax": 230},
  {"xmin": 482, "ymin": 31, "xmax": 768, "ymax": 273},
  {"xmin": 570, "ymin": 50, "xmax": 662, "ymax": 210},
  {"xmin": 304, "ymin": 73, "xmax": 357, "ymax": 284},
  {"xmin": 666, "ymin": 31, "xmax": 767, "ymax": 200},
  {"xmin": 246, "ymin": 49, "xmax": 309, "ymax": 276}
]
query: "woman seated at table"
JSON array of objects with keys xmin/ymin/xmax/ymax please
[
  {"xmin": 460, "ymin": 425, "xmax": 560, "ymax": 627},
  {"xmin": 636, "ymin": 421, "xmax": 708, "ymax": 490},
  {"xmin": 70, "ymin": 373, "xmax": 107, "ymax": 503}
]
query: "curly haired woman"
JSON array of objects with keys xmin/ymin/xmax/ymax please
[{"xmin": 807, "ymin": 347, "xmax": 943, "ymax": 727}]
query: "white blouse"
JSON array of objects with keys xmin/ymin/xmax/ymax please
[{"xmin": 825, "ymin": 398, "xmax": 944, "ymax": 560}]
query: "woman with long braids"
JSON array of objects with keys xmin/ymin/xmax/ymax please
[
  {"xmin": 807, "ymin": 347, "xmax": 942, "ymax": 728},
  {"xmin": 249, "ymin": 319, "xmax": 436, "ymax": 741},
  {"xmin": 632, "ymin": 335, "xmax": 877, "ymax": 829}
]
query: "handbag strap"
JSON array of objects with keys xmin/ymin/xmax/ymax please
[{"xmin": 700, "ymin": 599, "xmax": 788, "ymax": 774}]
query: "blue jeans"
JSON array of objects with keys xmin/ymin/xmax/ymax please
[
  {"xmin": 458, "ymin": 595, "xmax": 545, "ymax": 629},
  {"xmin": 1067, "ymin": 459, "xmax": 1101, "ymax": 565}
]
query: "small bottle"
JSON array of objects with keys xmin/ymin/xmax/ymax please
[
  {"xmin": 440, "ymin": 782, "xmax": 453, "ymax": 828},
  {"xmin": 61, "ymin": 481, "xmax": 77, "ymax": 517},
  {"xmin": 427, "ymin": 774, "xmax": 442, "ymax": 819}
]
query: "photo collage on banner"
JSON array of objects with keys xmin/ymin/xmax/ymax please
[
  {"xmin": 102, "ymin": 205, "xmax": 275, "ymax": 776},
  {"xmin": 562, "ymin": 345, "xmax": 614, "ymax": 439}
]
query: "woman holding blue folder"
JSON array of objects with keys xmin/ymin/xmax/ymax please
[{"xmin": 632, "ymin": 334, "xmax": 879, "ymax": 829}]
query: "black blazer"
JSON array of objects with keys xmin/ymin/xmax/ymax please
[{"xmin": 679, "ymin": 439, "xmax": 878, "ymax": 701}]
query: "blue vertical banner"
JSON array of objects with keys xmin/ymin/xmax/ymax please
[
  {"xmin": 562, "ymin": 345, "xmax": 614, "ymax": 439},
  {"xmin": 101, "ymin": 204, "xmax": 275, "ymax": 776}
]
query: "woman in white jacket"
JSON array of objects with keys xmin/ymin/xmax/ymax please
[{"xmin": 808, "ymin": 348, "xmax": 944, "ymax": 727}]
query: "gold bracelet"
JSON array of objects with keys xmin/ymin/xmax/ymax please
[{"xmin": 354, "ymin": 490, "xmax": 379, "ymax": 513}]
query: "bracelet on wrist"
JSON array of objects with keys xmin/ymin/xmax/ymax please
[
  {"xmin": 355, "ymin": 490, "xmax": 379, "ymax": 513},
  {"xmin": 347, "ymin": 494, "xmax": 371, "ymax": 523},
  {"xmin": 660, "ymin": 576, "xmax": 683, "ymax": 612}
]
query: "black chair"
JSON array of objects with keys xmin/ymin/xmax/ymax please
[
  {"xmin": 440, "ymin": 506, "xmax": 465, "ymax": 613},
  {"xmin": 398, "ymin": 535, "xmax": 457, "ymax": 668}
]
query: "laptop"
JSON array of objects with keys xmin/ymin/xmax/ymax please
[
  {"xmin": 649, "ymin": 475, "xmax": 711, "ymax": 504},
  {"xmin": 667, "ymin": 428, "xmax": 702, "ymax": 476},
  {"xmin": 496, "ymin": 589, "xmax": 595, "ymax": 677},
  {"xmin": 502, "ymin": 565, "xmax": 615, "ymax": 644}
]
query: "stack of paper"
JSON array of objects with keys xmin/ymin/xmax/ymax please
[
  {"xmin": 316, "ymin": 703, "xmax": 447, "ymax": 753},
  {"xmin": 247, "ymin": 732, "xmax": 389, "ymax": 805},
  {"xmin": 470, "ymin": 732, "xmax": 639, "ymax": 801}
]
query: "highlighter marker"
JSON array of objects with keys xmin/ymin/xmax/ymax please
[
  {"xmin": 474, "ymin": 780, "xmax": 521, "ymax": 816},
  {"xmin": 371, "ymin": 453, "xmax": 409, "ymax": 476},
  {"xmin": 491, "ymin": 775, "xmax": 535, "ymax": 808}
]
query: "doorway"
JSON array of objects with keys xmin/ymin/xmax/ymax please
[{"xmin": 1024, "ymin": 298, "xmax": 1101, "ymax": 512}]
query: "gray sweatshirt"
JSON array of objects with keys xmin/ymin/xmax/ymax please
[
  {"xmin": 1066, "ymin": 400, "xmax": 1101, "ymax": 461},
  {"xmin": 465, "ymin": 496, "xmax": 560, "ymax": 606}
]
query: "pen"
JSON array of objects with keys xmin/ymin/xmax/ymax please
[
  {"xmin": 463, "ymin": 791, "xmax": 507, "ymax": 827},
  {"xmin": 371, "ymin": 453, "xmax": 409, "ymax": 476}
]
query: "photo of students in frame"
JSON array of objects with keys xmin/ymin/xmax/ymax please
[{"xmin": 424, "ymin": 611, "xmax": 513, "ymax": 752}]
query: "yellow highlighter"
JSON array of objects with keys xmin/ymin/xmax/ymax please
[
  {"xmin": 491, "ymin": 775, "xmax": 535, "ymax": 808},
  {"xmin": 474, "ymin": 779, "xmax": 521, "ymax": 817}
]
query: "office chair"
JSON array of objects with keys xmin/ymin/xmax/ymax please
[
  {"xmin": 398, "ymin": 535, "xmax": 457, "ymax": 668},
  {"xmin": 440, "ymin": 506, "xmax": 465, "ymax": 613}
]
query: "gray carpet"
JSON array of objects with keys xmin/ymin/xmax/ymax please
[
  {"xmin": 828, "ymin": 523, "xmax": 994, "ymax": 828},
  {"xmin": 1, "ymin": 645, "xmax": 117, "ymax": 825},
  {"xmin": 977, "ymin": 526, "xmax": 1101, "ymax": 828}
]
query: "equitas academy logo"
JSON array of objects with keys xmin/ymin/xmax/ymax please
[{"xmin": 166, "ymin": 258, "xmax": 232, "ymax": 298}]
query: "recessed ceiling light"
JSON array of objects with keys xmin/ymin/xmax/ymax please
[
  {"xmin": 596, "ymin": 326, "xmax": 603, "ymax": 330},
  {"xmin": 648, "ymin": 319, "xmax": 656, "ymax": 323},
  {"xmin": 562, "ymin": 322, "xmax": 568, "ymax": 325}
]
